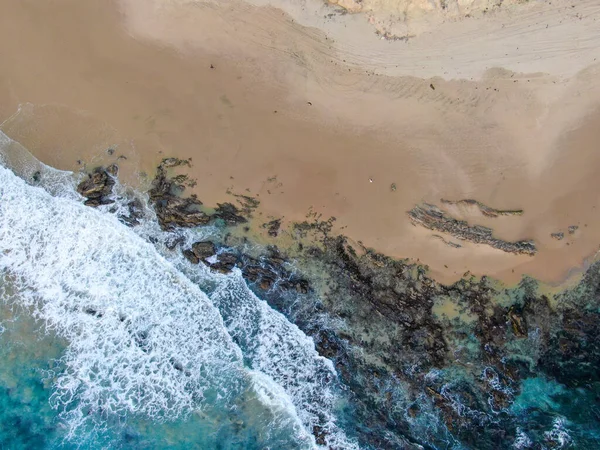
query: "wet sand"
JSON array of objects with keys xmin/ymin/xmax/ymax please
[{"xmin": 1, "ymin": 0, "xmax": 600, "ymax": 285}]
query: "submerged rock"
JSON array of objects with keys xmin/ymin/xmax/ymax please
[
  {"xmin": 508, "ymin": 306, "xmax": 527, "ymax": 337},
  {"xmin": 262, "ymin": 219, "xmax": 281, "ymax": 237},
  {"xmin": 213, "ymin": 202, "xmax": 247, "ymax": 226},
  {"xmin": 118, "ymin": 198, "xmax": 145, "ymax": 227}
]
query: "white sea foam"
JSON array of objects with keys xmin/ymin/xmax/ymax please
[
  {"xmin": 0, "ymin": 135, "xmax": 357, "ymax": 448},
  {"xmin": 0, "ymin": 163, "xmax": 247, "ymax": 435},
  {"xmin": 209, "ymin": 273, "xmax": 358, "ymax": 449},
  {"xmin": 0, "ymin": 131, "xmax": 79, "ymax": 199},
  {"xmin": 513, "ymin": 428, "xmax": 533, "ymax": 449},
  {"xmin": 145, "ymin": 223, "xmax": 359, "ymax": 448},
  {"xmin": 543, "ymin": 417, "xmax": 573, "ymax": 448}
]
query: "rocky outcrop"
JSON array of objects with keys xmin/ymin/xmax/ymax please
[
  {"xmin": 183, "ymin": 241, "xmax": 218, "ymax": 265},
  {"xmin": 408, "ymin": 203, "xmax": 536, "ymax": 255},
  {"xmin": 149, "ymin": 158, "xmax": 210, "ymax": 230},
  {"xmin": 192, "ymin": 241, "xmax": 217, "ymax": 261},
  {"xmin": 148, "ymin": 158, "xmax": 258, "ymax": 230},
  {"xmin": 507, "ymin": 306, "xmax": 527, "ymax": 337},
  {"xmin": 239, "ymin": 249, "xmax": 310, "ymax": 294},
  {"xmin": 76, "ymin": 166, "xmax": 117, "ymax": 207}
]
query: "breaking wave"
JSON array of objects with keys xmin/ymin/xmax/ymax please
[{"xmin": 0, "ymin": 133, "xmax": 357, "ymax": 448}]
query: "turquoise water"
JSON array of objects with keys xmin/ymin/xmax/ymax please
[
  {"xmin": 0, "ymin": 133, "xmax": 357, "ymax": 449},
  {"xmin": 0, "ymin": 308, "xmax": 66, "ymax": 449},
  {"xmin": 2, "ymin": 130, "xmax": 600, "ymax": 449},
  {"xmin": 0, "ymin": 310, "xmax": 312, "ymax": 449}
]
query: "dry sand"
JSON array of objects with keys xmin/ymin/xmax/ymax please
[{"xmin": 0, "ymin": 0, "xmax": 599, "ymax": 285}]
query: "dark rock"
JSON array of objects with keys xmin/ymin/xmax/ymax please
[
  {"xmin": 233, "ymin": 194, "xmax": 260, "ymax": 215},
  {"xmin": 241, "ymin": 260, "xmax": 277, "ymax": 285},
  {"xmin": 183, "ymin": 249, "xmax": 199, "ymax": 264},
  {"xmin": 209, "ymin": 253, "xmax": 238, "ymax": 274},
  {"xmin": 315, "ymin": 330, "xmax": 341, "ymax": 359},
  {"xmin": 294, "ymin": 279, "xmax": 310, "ymax": 294},
  {"xmin": 165, "ymin": 236, "xmax": 184, "ymax": 250},
  {"xmin": 408, "ymin": 203, "xmax": 536, "ymax": 255},
  {"xmin": 83, "ymin": 308, "xmax": 103, "ymax": 318},
  {"xmin": 149, "ymin": 158, "xmax": 209, "ymax": 230},
  {"xmin": 191, "ymin": 241, "xmax": 216, "ymax": 260},
  {"xmin": 407, "ymin": 403, "xmax": 420, "ymax": 418},
  {"xmin": 568, "ymin": 225, "xmax": 579, "ymax": 234},
  {"xmin": 262, "ymin": 219, "xmax": 281, "ymax": 237},
  {"xmin": 507, "ymin": 306, "xmax": 527, "ymax": 337},
  {"xmin": 77, "ymin": 167, "xmax": 116, "ymax": 207},
  {"xmin": 214, "ymin": 202, "xmax": 247, "ymax": 226},
  {"xmin": 106, "ymin": 164, "xmax": 119, "ymax": 177},
  {"xmin": 258, "ymin": 278, "xmax": 274, "ymax": 290},
  {"xmin": 550, "ymin": 232, "xmax": 564, "ymax": 240},
  {"xmin": 312, "ymin": 425, "xmax": 327, "ymax": 446},
  {"xmin": 160, "ymin": 157, "xmax": 190, "ymax": 169}
]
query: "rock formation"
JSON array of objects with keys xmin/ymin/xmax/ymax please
[
  {"xmin": 149, "ymin": 158, "xmax": 210, "ymax": 230},
  {"xmin": 408, "ymin": 203, "xmax": 536, "ymax": 255},
  {"xmin": 76, "ymin": 166, "xmax": 117, "ymax": 207}
]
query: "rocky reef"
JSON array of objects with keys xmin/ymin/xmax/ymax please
[
  {"xmin": 77, "ymin": 162, "xmax": 599, "ymax": 449},
  {"xmin": 408, "ymin": 203, "xmax": 536, "ymax": 255},
  {"xmin": 149, "ymin": 158, "xmax": 211, "ymax": 229},
  {"xmin": 287, "ymin": 232, "xmax": 600, "ymax": 449},
  {"xmin": 147, "ymin": 158, "xmax": 258, "ymax": 230}
]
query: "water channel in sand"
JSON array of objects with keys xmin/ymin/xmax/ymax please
[{"xmin": 1, "ymin": 0, "xmax": 600, "ymax": 285}]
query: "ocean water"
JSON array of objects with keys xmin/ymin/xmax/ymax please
[
  {"xmin": 0, "ymin": 132, "xmax": 357, "ymax": 449},
  {"xmin": 2, "ymin": 129, "xmax": 599, "ymax": 449}
]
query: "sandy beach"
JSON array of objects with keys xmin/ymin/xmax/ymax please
[{"xmin": 1, "ymin": 0, "xmax": 600, "ymax": 285}]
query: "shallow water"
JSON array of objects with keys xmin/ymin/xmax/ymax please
[
  {"xmin": 0, "ymin": 133, "xmax": 357, "ymax": 449},
  {"xmin": 2, "ymin": 131, "xmax": 600, "ymax": 449}
]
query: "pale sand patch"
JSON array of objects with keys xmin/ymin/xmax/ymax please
[
  {"xmin": 0, "ymin": 0, "xmax": 599, "ymax": 285},
  {"xmin": 243, "ymin": 0, "xmax": 600, "ymax": 79}
]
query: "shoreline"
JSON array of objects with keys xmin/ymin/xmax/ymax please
[
  {"xmin": 4, "ymin": 149, "xmax": 597, "ymax": 448},
  {"xmin": 0, "ymin": 0, "xmax": 600, "ymax": 285}
]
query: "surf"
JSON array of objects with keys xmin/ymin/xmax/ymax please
[{"xmin": 0, "ymin": 132, "xmax": 357, "ymax": 449}]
